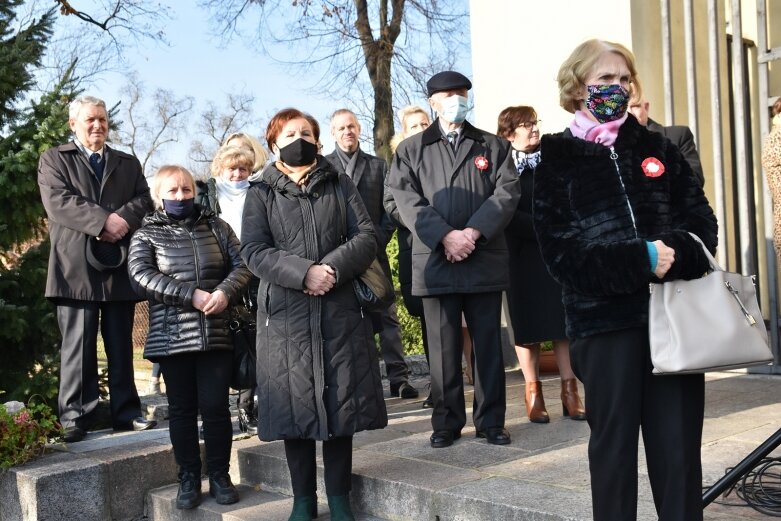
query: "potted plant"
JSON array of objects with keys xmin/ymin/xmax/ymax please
[{"xmin": 538, "ymin": 341, "xmax": 559, "ymax": 374}]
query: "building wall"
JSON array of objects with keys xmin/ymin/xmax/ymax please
[{"xmin": 468, "ymin": 0, "xmax": 779, "ymax": 314}]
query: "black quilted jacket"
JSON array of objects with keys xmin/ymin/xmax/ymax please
[
  {"xmin": 241, "ymin": 158, "xmax": 388, "ymax": 442},
  {"xmin": 128, "ymin": 206, "xmax": 252, "ymax": 360},
  {"xmin": 533, "ymin": 115, "xmax": 718, "ymax": 339}
]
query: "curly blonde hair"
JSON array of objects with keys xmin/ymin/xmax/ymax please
[
  {"xmin": 210, "ymin": 145, "xmax": 255, "ymax": 178},
  {"xmin": 557, "ymin": 39, "xmax": 643, "ymax": 114},
  {"xmin": 223, "ymin": 132, "xmax": 269, "ymax": 173}
]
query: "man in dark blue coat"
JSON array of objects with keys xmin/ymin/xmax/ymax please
[{"xmin": 388, "ymin": 71, "xmax": 520, "ymax": 448}]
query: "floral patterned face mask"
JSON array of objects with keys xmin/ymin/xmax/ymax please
[{"xmin": 586, "ymin": 84, "xmax": 629, "ymax": 123}]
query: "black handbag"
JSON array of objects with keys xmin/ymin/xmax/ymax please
[
  {"xmin": 228, "ymin": 304, "xmax": 257, "ymax": 389},
  {"xmin": 334, "ymin": 182, "xmax": 395, "ymax": 311},
  {"xmin": 210, "ymin": 220, "xmax": 258, "ymax": 389}
]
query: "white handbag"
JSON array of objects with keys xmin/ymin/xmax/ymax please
[{"xmin": 648, "ymin": 233, "xmax": 774, "ymax": 374}]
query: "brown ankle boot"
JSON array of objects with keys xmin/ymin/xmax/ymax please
[
  {"xmin": 524, "ymin": 381, "xmax": 549, "ymax": 423},
  {"xmin": 560, "ymin": 378, "xmax": 586, "ymax": 420}
]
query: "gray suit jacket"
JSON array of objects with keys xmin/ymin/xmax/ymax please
[
  {"xmin": 325, "ymin": 148, "xmax": 395, "ymax": 253},
  {"xmin": 38, "ymin": 142, "xmax": 152, "ymax": 301},
  {"xmin": 648, "ymin": 118, "xmax": 705, "ymax": 186}
]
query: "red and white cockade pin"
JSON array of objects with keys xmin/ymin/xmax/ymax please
[
  {"xmin": 641, "ymin": 157, "xmax": 665, "ymax": 177},
  {"xmin": 474, "ymin": 156, "xmax": 489, "ymax": 171}
]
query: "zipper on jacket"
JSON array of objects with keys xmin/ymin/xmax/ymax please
[
  {"xmin": 609, "ymin": 146, "xmax": 639, "ymax": 238},
  {"xmin": 188, "ymin": 228, "xmax": 208, "ymax": 349}
]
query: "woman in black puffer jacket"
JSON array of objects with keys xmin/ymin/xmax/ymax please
[{"xmin": 128, "ymin": 165, "xmax": 251, "ymax": 511}]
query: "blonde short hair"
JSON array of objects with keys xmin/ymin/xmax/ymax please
[
  {"xmin": 557, "ymin": 39, "xmax": 643, "ymax": 114},
  {"xmin": 210, "ymin": 145, "xmax": 255, "ymax": 178},
  {"xmin": 390, "ymin": 105, "xmax": 430, "ymax": 153},
  {"xmin": 150, "ymin": 165, "xmax": 195, "ymax": 209},
  {"xmin": 223, "ymin": 132, "xmax": 269, "ymax": 173}
]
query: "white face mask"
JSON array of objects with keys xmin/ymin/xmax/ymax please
[
  {"xmin": 438, "ymin": 95, "xmax": 469, "ymax": 124},
  {"xmin": 227, "ymin": 179, "xmax": 250, "ymax": 190}
]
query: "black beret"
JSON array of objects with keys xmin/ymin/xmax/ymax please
[
  {"xmin": 426, "ymin": 71, "xmax": 472, "ymax": 97},
  {"xmin": 86, "ymin": 236, "xmax": 128, "ymax": 272}
]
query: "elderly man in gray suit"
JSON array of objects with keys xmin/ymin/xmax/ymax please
[
  {"xmin": 38, "ymin": 95, "xmax": 157, "ymax": 442},
  {"xmin": 326, "ymin": 108, "xmax": 418, "ymax": 400}
]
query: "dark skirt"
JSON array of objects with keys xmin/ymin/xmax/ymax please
[{"xmin": 506, "ymin": 236, "xmax": 567, "ymax": 344}]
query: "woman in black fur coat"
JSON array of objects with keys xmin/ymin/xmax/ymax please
[{"xmin": 533, "ymin": 40, "xmax": 717, "ymax": 521}]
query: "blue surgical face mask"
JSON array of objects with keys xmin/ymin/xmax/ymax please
[
  {"xmin": 162, "ymin": 198, "xmax": 195, "ymax": 220},
  {"xmin": 438, "ymin": 95, "xmax": 469, "ymax": 124},
  {"xmin": 225, "ymin": 179, "xmax": 250, "ymax": 190}
]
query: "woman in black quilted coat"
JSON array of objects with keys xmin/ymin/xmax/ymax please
[
  {"xmin": 128, "ymin": 165, "xmax": 251, "ymax": 510},
  {"xmin": 533, "ymin": 40, "xmax": 717, "ymax": 521},
  {"xmin": 241, "ymin": 108, "xmax": 387, "ymax": 521}
]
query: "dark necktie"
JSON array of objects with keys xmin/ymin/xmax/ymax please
[
  {"xmin": 89, "ymin": 152, "xmax": 104, "ymax": 182},
  {"xmin": 447, "ymin": 131, "xmax": 458, "ymax": 152}
]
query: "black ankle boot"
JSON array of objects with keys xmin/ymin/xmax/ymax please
[
  {"xmin": 238, "ymin": 407, "xmax": 258, "ymax": 436},
  {"xmin": 208, "ymin": 471, "xmax": 239, "ymax": 505},
  {"xmin": 176, "ymin": 471, "xmax": 201, "ymax": 510},
  {"xmin": 288, "ymin": 494, "xmax": 317, "ymax": 520},
  {"xmin": 327, "ymin": 494, "xmax": 355, "ymax": 521}
]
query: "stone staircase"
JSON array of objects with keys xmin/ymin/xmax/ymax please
[{"xmin": 2, "ymin": 369, "xmax": 780, "ymax": 520}]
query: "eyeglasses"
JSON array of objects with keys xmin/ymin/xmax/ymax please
[{"xmin": 517, "ymin": 120, "xmax": 541, "ymax": 130}]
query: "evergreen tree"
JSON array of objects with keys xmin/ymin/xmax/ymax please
[{"xmin": 0, "ymin": 0, "xmax": 78, "ymax": 401}]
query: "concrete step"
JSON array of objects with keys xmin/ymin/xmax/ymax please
[
  {"xmin": 227, "ymin": 422, "xmax": 612, "ymax": 521},
  {"xmin": 147, "ymin": 479, "xmax": 389, "ymax": 520}
]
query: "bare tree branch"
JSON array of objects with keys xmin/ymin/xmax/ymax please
[
  {"xmin": 110, "ymin": 75, "xmax": 194, "ymax": 176},
  {"xmin": 199, "ymin": 0, "xmax": 467, "ymax": 161}
]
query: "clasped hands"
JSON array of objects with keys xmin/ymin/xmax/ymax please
[
  {"xmin": 98, "ymin": 213, "xmax": 130, "ymax": 243},
  {"xmin": 192, "ymin": 288, "xmax": 229, "ymax": 315},
  {"xmin": 443, "ymin": 227, "xmax": 481, "ymax": 263},
  {"xmin": 304, "ymin": 264, "xmax": 336, "ymax": 296}
]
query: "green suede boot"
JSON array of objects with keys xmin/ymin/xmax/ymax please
[
  {"xmin": 327, "ymin": 494, "xmax": 355, "ymax": 521},
  {"xmin": 288, "ymin": 495, "xmax": 317, "ymax": 521}
]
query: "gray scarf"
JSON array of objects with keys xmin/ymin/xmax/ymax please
[{"xmin": 335, "ymin": 146, "xmax": 359, "ymax": 179}]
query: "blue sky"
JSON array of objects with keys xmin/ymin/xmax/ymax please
[{"xmin": 89, "ymin": 1, "xmax": 472, "ymax": 165}]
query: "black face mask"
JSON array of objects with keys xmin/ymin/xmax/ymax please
[
  {"xmin": 162, "ymin": 198, "xmax": 195, "ymax": 220},
  {"xmin": 278, "ymin": 138, "xmax": 318, "ymax": 167}
]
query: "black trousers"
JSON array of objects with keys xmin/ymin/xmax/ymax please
[
  {"xmin": 159, "ymin": 350, "xmax": 233, "ymax": 477},
  {"xmin": 422, "ymin": 292, "xmax": 506, "ymax": 433},
  {"xmin": 284, "ymin": 436, "xmax": 353, "ymax": 496},
  {"xmin": 570, "ymin": 327, "xmax": 704, "ymax": 521},
  {"xmin": 56, "ymin": 299, "xmax": 141, "ymax": 429},
  {"xmin": 378, "ymin": 301, "xmax": 410, "ymax": 386}
]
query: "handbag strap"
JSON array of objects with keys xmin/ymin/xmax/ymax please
[
  {"xmin": 687, "ymin": 232, "xmax": 720, "ymax": 272},
  {"xmin": 333, "ymin": 178, "xmax": 348, "ymax": 244}
]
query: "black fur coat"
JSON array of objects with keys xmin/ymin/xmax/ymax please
[{"xmin": 533, "ymin": 115, "xmax": 718, "ymax": 339}]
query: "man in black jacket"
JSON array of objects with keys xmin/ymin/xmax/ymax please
[
  {"xmin": 326, "ymin": 109, "xmax": 418, "ymax": 400},
  {"xmin": 629, "ymin": 99, "xmax": 705, "ymax": 186},
  {"xmin": 388, "ymin": 72, "xmax": 520, "ymax": 448},
  {"xmin": 38, "ymin": 95, "xmax": 157, "ymax": 442}
]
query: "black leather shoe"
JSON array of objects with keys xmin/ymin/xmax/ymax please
[
  {"xmin": 209, "ymin": 472, "xmax": 239, "ymax": 505},
  {"xmin": 62, "ymin": 426, "xmax": 86, "ymax": 443},
  {"xmin": 476, "ymin": 427, "xmax": 511, "ymax": 445},
  {"xmin": 176, "ymin": 471, "xmax": 201, "ymax": 510},
  {"xmin": 430, "ymin": 429, "xmax": 460, "ymax": 448},
  {"xmin": 421, "ymin": 393, "xmax": 433, "ymax": 409},
  {"xmin": 390, "ymin": 381, "xmax": 419, "ymax": 399},
  {"xmin": 238, "ymin": 408, "xmax": 258, "ymax": 436}
]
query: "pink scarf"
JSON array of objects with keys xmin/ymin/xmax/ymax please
[{"xmin": 569, "ymin": 110, "xmax": 628, "ymax": 147}]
